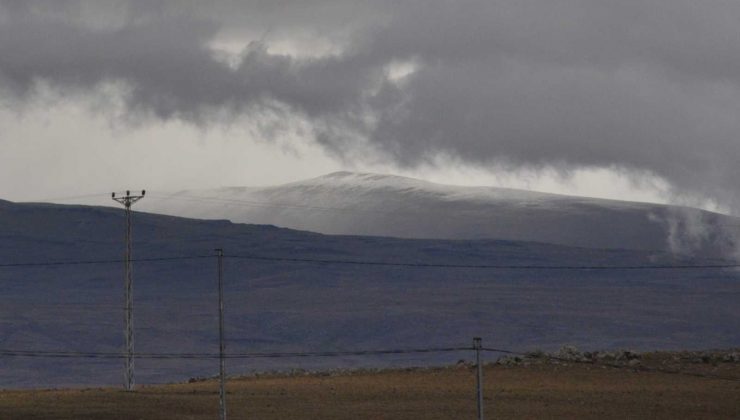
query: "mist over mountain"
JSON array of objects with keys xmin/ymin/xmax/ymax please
[
  {"xmin": 5, "ymin": 1, "xmax": 740, "ymax": 211},
  {"xmin": 134, "ymin": 172, "xmax": 740, "ymax": 258},
  {"xmin": 0, "ymin": 199, "xmax": 738, "ymax": 387}
]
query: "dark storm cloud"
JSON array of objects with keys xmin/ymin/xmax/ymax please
[{"xmin": 2, "ymin": 0, "xmax": 740, "ymax": 210}]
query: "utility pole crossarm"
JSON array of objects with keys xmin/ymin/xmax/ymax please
[{"xmin": 112, "ymin": 190, "xmax": 146, "ymax": 206}]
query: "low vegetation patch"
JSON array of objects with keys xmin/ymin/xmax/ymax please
[{"xmin": 1, "ymin": 349, "xmax": 738, "ymax": 420}]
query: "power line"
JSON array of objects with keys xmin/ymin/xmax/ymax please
[
  {"xmin": 226, "ymin": 254, "xmax": 740, "ymax": 270},
  {"xmin": 14, "ymin": 188, "xmax": 740, "ymax": 225},
  {"xmin": 143, "ymin": 194, "xmax": 740, "ymax": 230},
  {"xmin": 17, "ymin": 191, "xmax": 402, "ymax": 216},
  {"xmin": 0, "ymin": 253, "xmax": 739, "ymax": 270},
  {"xmin": 145, "ymin": 193, "xmax": 412, "ymax": 216},
  {"xmin": 0, "ymin": 255, "xmax": 213, "ymax": 268},
  {"xmin": 0, "ymin": 347, "xmax": 471, "ymax": 360},
  {"xmin": 19, "ymin": 193, "xmax": 111, "ymax": 203},
  {"xmin": 16, "ymin": 190, "xmax": 740, "ymax": 231},
  {"xmin": 1, "ymin": 346, "xmax": 737, "ymax": 382}
]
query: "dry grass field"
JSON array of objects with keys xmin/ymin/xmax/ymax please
[{"xmin": 1, "ymin": 361, "xmax": 738, "ymax": 420}]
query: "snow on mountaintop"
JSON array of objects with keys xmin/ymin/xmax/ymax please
[
  {"xmin": 129, "ymin": 172, "xmax": 740, "ymax": 257},
  {"xmin": 274, "ymin": 171, "xmax": 567, "ymax": 199}
]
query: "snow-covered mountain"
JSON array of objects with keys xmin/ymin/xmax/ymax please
[{"xmin": 135, "ymin": 172, "xmax": 740, "ymax": 257}]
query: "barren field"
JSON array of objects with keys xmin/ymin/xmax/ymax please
[{"xmin": 1, "ymin": 358, "xmax": 738, "ymax": 420}]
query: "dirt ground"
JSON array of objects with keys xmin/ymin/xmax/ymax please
[{"xmin": 1, "ymin": 362, "xmax": 738, "ymax": 419}]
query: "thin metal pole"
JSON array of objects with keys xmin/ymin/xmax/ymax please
[
  {"xmin": 216, "ymin": 248, "xmax": 226, "ymax": 420},
  {"xmin": 124, "ymin": 202, "xmax": 134, "ymax": 392},
  {"xmin": 474, "ymin": 337, "xmax": 484, "ymax": 420}
]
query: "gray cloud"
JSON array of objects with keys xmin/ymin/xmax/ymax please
[{"xmin": 2, "ymin": 0, "xmax": 740, "ymax": 211}]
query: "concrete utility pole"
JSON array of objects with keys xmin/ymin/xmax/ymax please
[
  {"xmin": 474, "ymin": 337, "xmax": 484, "ymax": 420},
  {"xmin": 112, "ymin": 190, "xmax": 145, "ymax": 392},
  {"xmin": 216, "ymin": 248, "xmax": 227, "ymax": 420}
]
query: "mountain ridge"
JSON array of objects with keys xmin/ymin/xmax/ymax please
[{"xmin": 129, "ymin": 172, "xmax": 740, "ymax": 257}]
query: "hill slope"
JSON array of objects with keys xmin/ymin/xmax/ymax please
[{"xmin": 0, "ymin": 200, "xmax": 738, "ymax": 387}]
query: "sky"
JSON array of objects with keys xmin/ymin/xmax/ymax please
[{"xmin": 1, "ymin": 0, "xmax": 739, "ymax": 214}]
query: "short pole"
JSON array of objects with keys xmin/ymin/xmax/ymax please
[
  {"xmin": 216, "ymin": 248, "xmax": 226, "ymax": 420},
  {"xmin": 474, "ymin": 337, "xmax": 484, "ymax": 420}
]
